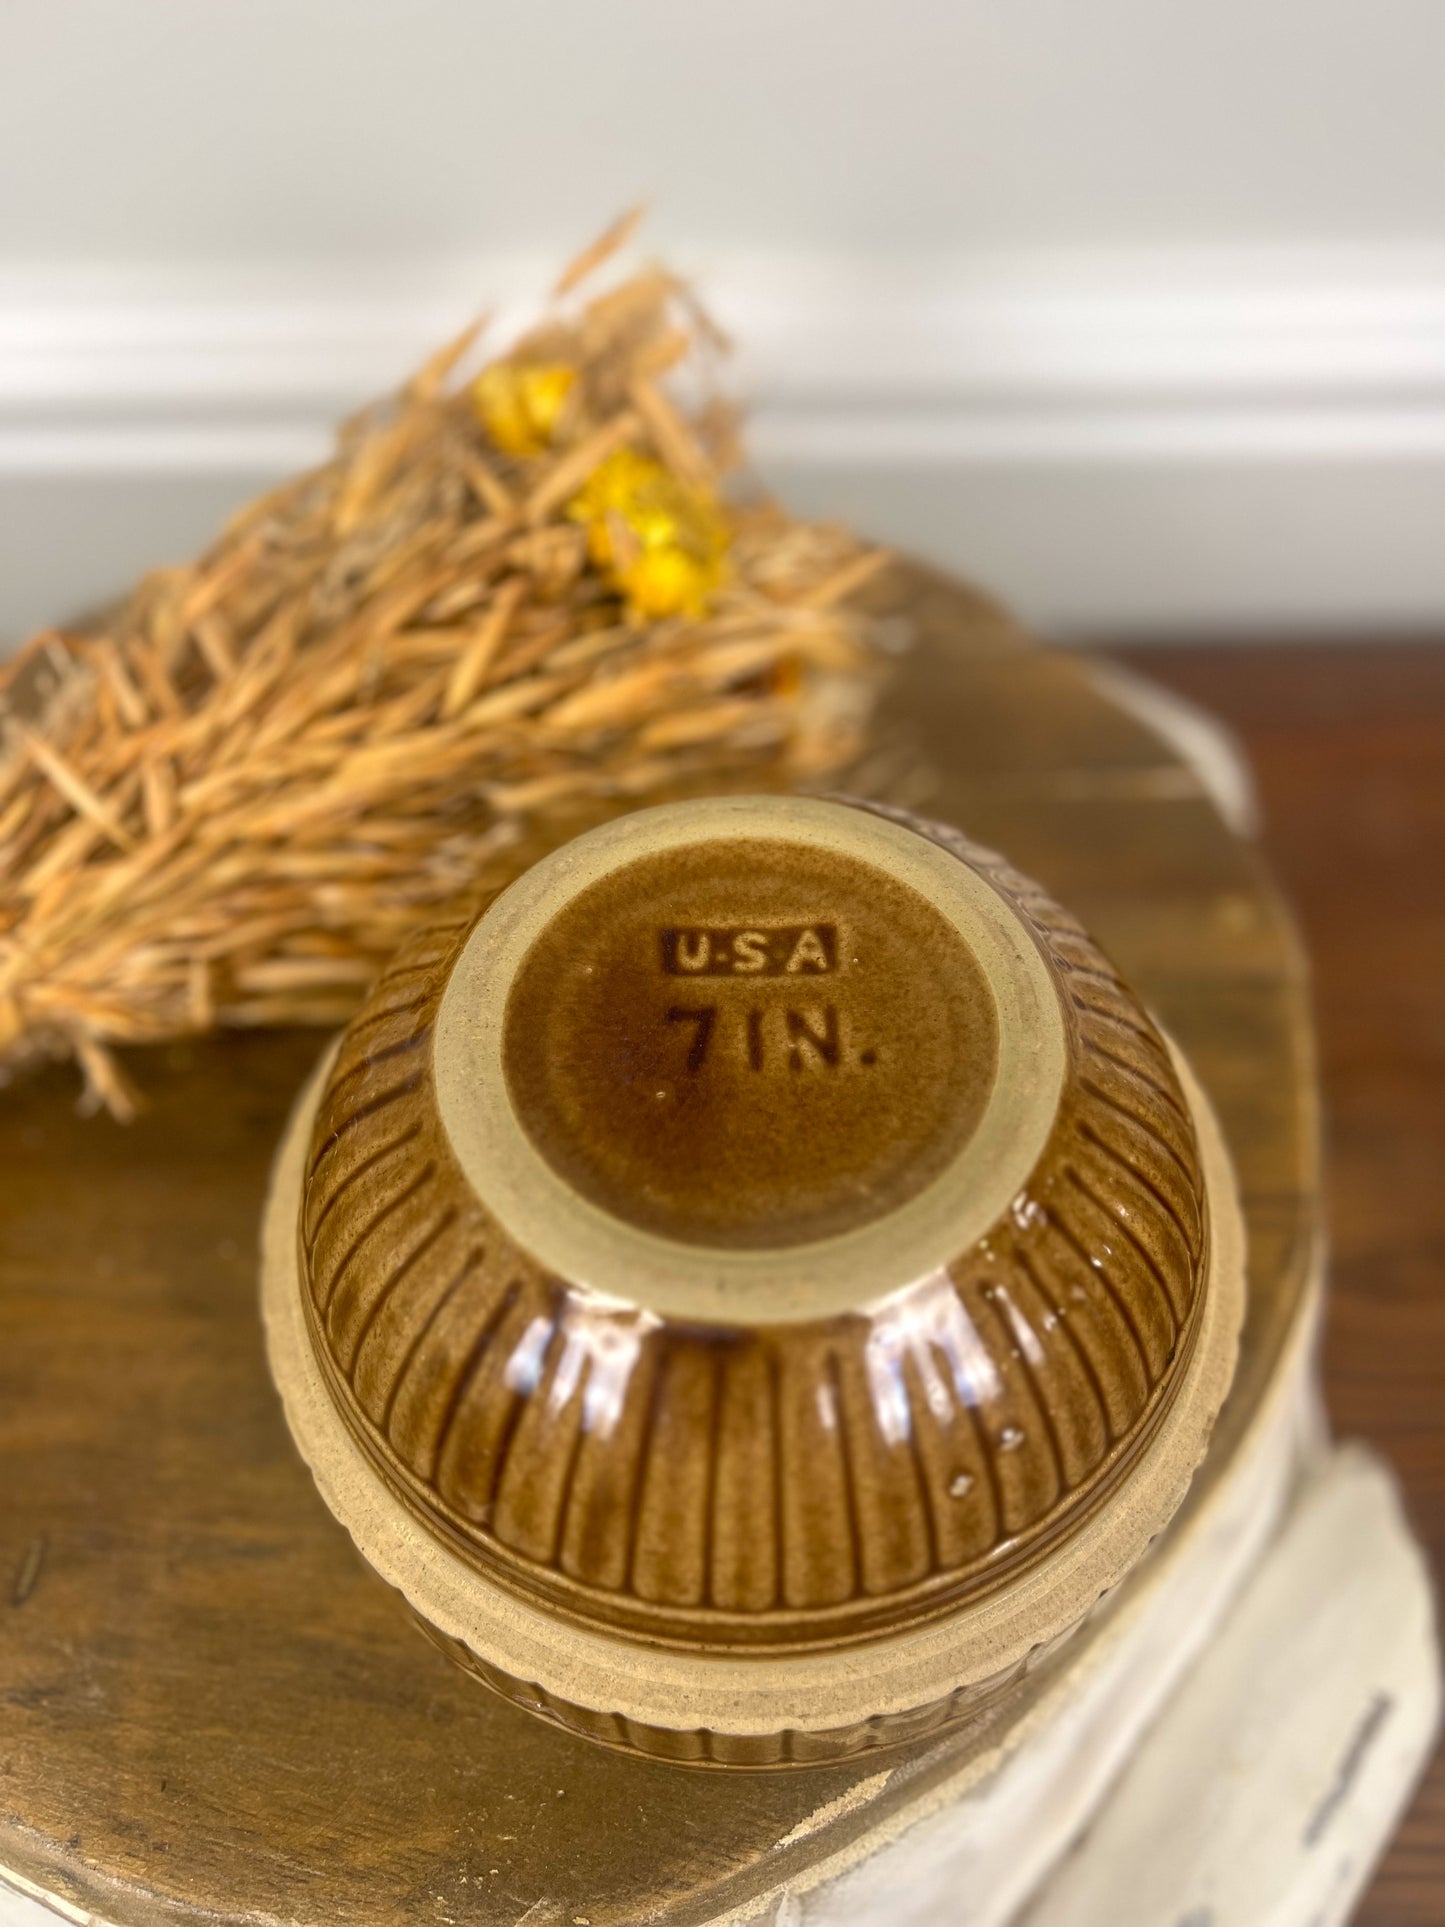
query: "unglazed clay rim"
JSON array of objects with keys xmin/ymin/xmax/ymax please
[
  {"xmin": 262, "ymin": 1032, "xmax": 1244, "ymax": 1741},
  {"xmin": 432, "ymin": 795, "xmax": 1068, "ymax": 1324}
]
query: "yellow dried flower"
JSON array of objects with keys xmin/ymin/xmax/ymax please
[
  {"xmin": 568, "ymin": 448, "xmax": 729, "ymax": 619},
  {"xmin": 471, "ymin": 360, "xmax": 578, "ymax": 456}
]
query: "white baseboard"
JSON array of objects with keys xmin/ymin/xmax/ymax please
[{"xmin": 2, "ymin": 245, "xmax": 1444, "ymax": 642}]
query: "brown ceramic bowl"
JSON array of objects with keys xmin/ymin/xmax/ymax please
[{"xmin": 262, "ymin": 794, "xmax": 1244, "ymax": 1766}]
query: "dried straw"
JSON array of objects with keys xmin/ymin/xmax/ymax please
[{"xmin": 0, "ymin": 225, "xmax": 885, "ymax": 1117}]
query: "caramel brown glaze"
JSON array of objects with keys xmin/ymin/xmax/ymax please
[
  {"xmin": 296, "ymin": 796, "xmax": 1209, "ymax": 1657},
  {"xmin": 502, "ymin": 837, "xmax": 999, "ymax": 1250}
]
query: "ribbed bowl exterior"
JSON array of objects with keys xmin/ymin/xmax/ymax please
[{"xmin": 297, "ymin": 810, "xmax": 1208, "ymax": 1656}]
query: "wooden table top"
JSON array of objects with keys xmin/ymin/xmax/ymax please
[
  {"xmin": 1116, "ymin": 639, "xmax": 1445, "ymax": 1927},
  {"xmin": 0, "ymin": 583, "xmax": 1434, "ymax": 1925}
]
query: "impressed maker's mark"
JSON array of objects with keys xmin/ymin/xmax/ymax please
[
  {"xmin": 660, "ymin": 924, "xmax": 837, "ymax": 977},
  {"xmin": 501, "ymin": 837, "xmax": 1000, "ymax": 1249}
]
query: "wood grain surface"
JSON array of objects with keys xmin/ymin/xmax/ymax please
[
  {"xmin": 0, "ymin": 569, "xmax": 1406, "ymax": 1927},
  {"xmin": 1114, "ymin": 639, "xmax": 1445, "ymax": 1927}
]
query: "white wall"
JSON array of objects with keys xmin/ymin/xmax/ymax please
[{"xmin": 3, "ymin": 0, "xmax": 1444, "ymax": 641}]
